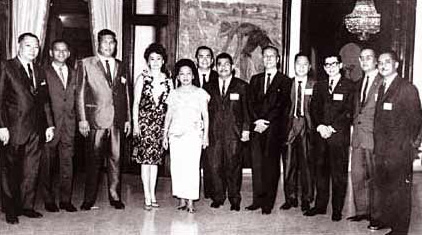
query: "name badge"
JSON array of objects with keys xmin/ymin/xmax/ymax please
[
  {"xmin": 121, "ymin": 76, "xmax": 127, "ymax": 84},
  {"xmin": 374, "ymin": 94, "xmax": 378, "ymax": 101},
  {"xmin": 230, "ymin": 93, "xmax": 239, "ymax": 100},
  {"xmin": 383, "ymin": 102, "xmax": 393, "ymax": 110},
  {"xmin": 305, "ymin": 89, "xmax": 313, "ymax": 95},
  {"xmin": 333, "ymin": 93, "xmax": 343, "ymax": 101}
]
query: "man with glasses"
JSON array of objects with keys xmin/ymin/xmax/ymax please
[{"xmin": 306, "ymin": 54, "xmax": 354, "ymax": 221}]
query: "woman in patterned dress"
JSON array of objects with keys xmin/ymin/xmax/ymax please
[
  {"xmin": 132, "ymin": 43, "xmax": 172, "ymax": 210},
  {"xmin": 163, "ymin": 59, "xmax": 209, "ymax": 213}
]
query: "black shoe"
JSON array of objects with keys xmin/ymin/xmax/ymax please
[
  {"xmin": 6, "ymin": 214, "xmax": 19, "ymax": 224},
  {"xmin": 230, "ymin": 204, "xmax": 240, "ymax": 211},
  {"xmin": 332, "ymin": 212, "xmax": 342, "ymax": 221},
  {"xmin": 80, "ymin": 202, "xmax": 93, "ymax": 211},
  {"xmin": 45, "ymin": 203, "xmax": 59, "ymax": 212},
  {"xmin": 303, "ymin": 207, "xmax": 326, "ymax": 216},
  {"xmin": 262, "ymin": 208, "xmax": 272, "ymax": 215},
  {"xmin": 368, "ymin": 220, "xmax": 387, "ymax": 231},
  {"xmin": 59, "ymin": 202, "xmax": 77, "ymax": 212},
  {"xmin": 110, "ymin": 200, "xmax": 125, "ymax": 210},
  {"xmin": 279, "ymin": 199, "xmax": 298, "ymax": 210},
  {"xmin": 22, "ymin": 209, "xmax": 43, "ymax": 218},
  {"xmin": 346, "ymin": 214, "xmax": 369, "ymax": 222},
  {"xmin": 210, "ymin": 201, "xmax": 222, "ymax": 208},
  {"xmin": 301, "ymin": 202, "xmax": 310, "ymax": 212},
  {"xmin": 245, "ymin": 204, "xmax": 261, "ymax": 211}
]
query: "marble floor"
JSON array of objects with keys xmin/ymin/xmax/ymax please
[{"xmin": 1, "ymin": 172, "xmax": 421, "ymax": 235}]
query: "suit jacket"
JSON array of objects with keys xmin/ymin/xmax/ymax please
[
  {"xmin": 351, "ymin": 73, "xmax": 383, "ymax": 149},
  {"xmin": 249, "ymin": 71, "xmax": 291, "ymax": 141},
  {"xmin": 44, "ymin": 64, "xmax": 77, "ymax": 140},
  {"xmin": 205, "ymin": 77, "xmax": 250, "ymax": 142},
  {"xmin": 286, "ymin": 78, "xmax": 316, "ymax": 143},
  {"xmin": 374, "ymin": 75, "xmax": 422, "ymax": 171},
  {"xmin": 310, "ymin": 76, "xmax": 354, "ymax": 136},
  {"xmin": 193, "ymin": 70, "xmax": 218, "ymax": 88},
  {"xmin": 76, "ymin": 56, "xmax": 130, "ymax": 130},
  {"xmin": 0, "ymin": 58, "xmax": 54, "ymax": 145}
]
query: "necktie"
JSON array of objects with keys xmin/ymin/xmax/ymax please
[
  {"xmin": 202, "ymin": 74, "xmax": 206, "ymax": 87},
  {"xmin": 296, "ymin": 81, "xmax": 303, "ymax": 117},
  {"xmin": 361, "ymin": 75, "xmax": 369, "ymax": 107},
  {"xmin": 222, "ymin": 79, "xmax": 226, "ymax": 97},
  {"xmin": 59, "ymin": 66, "xmax": 66, "ymax": 88},
  {"xmin": 329, "ymin": 79, "xmax": 334, "ymax": 94},
  {"xmin": 27, "ymin": 63, "xmax": 35, "ymax": 89},
  {"xmin": 378, "ymin": 81, "xmax": 386, "ymax": 101},
  {"xmin": 265, "ymin": 73, "xmax": 271, "ymax": 94},
  {"xmin": 105, "ymin": 60, "xmax": 112, "ymax": 85}
]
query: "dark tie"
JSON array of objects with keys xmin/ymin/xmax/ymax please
[
  {"xmin": 27, "ymin": 63, "xmax": 35, "ymax": 89},
  {"xmin": 222, "ymin": 79, "xmax": 226, "ymax": 97},
  {"xmin": 202, "ymin": 74, "xmax": 206, "ymax": 87},
  {"xmin": 105, "ymin": 60, "xmax": 112, "ymax": 85},
  {"xmin": 296, "ymin": 81, "xmax": 303, "ymax": 117},
  {"xmin": 329, "ymin": 79, "xmax": 334, "ymax": 94},
  {"xmin": 361, "ymin": 75, "xmax": 369, "ymax": 107},
  {"xmin": 378, "ymin": 81, "xmax": 386, "ymax": 101},
  {"xmin": 265, "ymin": 73, "xmax": 271, "ymax": 94}
]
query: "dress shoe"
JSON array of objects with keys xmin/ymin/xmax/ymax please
[
  {"xmin": 110, "ymin": 200, "xmax": 125, "ymax": 209},
  {"xmin": 331, "ymin": 212, "xmax": 342, "ymax": 221},
  {"xmin": 245, "ymin": 204, "xmax": 261, "ymax": 211},
  {"xmin": 45, "ymin": 203, "xmax": 59, "ymax": 212},
  {"xmin": 303, "ymin": 207, "xmax": 326, "ymax": 216},
  {"xmin": 6, "ymin": 214, "xmax": 19, "ymax": 224},
  {"xmin": 368, "ymin": 220, "xmax": 387, "ymax": 231},
  {"xmin": 230, "ymin": 204, "xmax": 240, "ymax": 211},
  {"xmin": 346, "ymin": 214, "xmax": 369, "ymax": 222},
  {"xmin": 301, "ymin": 202, "xmax": 310, "ymax": 212},
  {"xmin": 279, "ymin": 200, "xmax": 298, "ymax": 210},
  {"xmin": 22, "ymin": 209, "xmax": 43, "ymax": 218},
  {"xmin": 210, "ymin": 201, "xmax": 222, "ymax": 208},
  {"xmin": 80, "ymin": 202, "xmax": 93, "ymax": 211},
  {"xmin": 262, "ymin": 208, "xmax": 272, "ymax": 215},
  {"xmin": 59, "ymin": 202, "xmax": 77, "ymax": 212}
]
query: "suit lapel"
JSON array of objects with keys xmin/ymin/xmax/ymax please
[
  {"xmin": 265, "ymin": 71, "xmax": 281, "ymax": 96},
  {"xmin": 112, "ymin": 61, "xmax": 120, "ymax": 86},
  {"xmin": 289, "ymin": 78, "xmax": 296, "ymax": 116},
  {"xmin": 363, "ymin": 74, "xmax": 382, "ymax": 107},
  {"xmin": 95, "ymin": 58, "xmax": 111, "ymax": 87},
  {"xmin": 13, "ymin": 58, "xmax": 35, "ymax": 95},
  {"xmin": 223, "ymin": 78, "xmax": 236, "ymax": 101},
  {"xmin": 381, "ymin": 75, "xmax": 401, "ymax": 103}
]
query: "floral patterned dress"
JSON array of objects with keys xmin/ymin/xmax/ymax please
[{"xmin": 132, "ymin": 74, "xmax": 172, "ymax": 165}]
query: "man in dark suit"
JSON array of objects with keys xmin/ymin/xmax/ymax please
[
  {"xmin": 40, "ymin": 39, "xmax": 77, "ymax": 213},
  {"xmin": 306, "ymin": 54, "xmax": 354, "ymax": 221},
  {"xmin": 204, "ymin": 53, "xmax": 250, "ymax": 211},
  {"xmin": 280, "ymin": 53, "xmax": 315, "ymax": 212},
  {"xmin": 77, "ymin": 29, "xmax": 131, "ymax": 210},
  {"xmin": 348, "ymin": 48, "xmax": 382, "ymax": 222},
  {"xmin": 0, "ymin": 33, "xmax": 54, "ymax": 224},
  {"xmin": 370, "ymin": 51, "xmax": 422, "ymax": 235},
  {"xmin": 246, "ymin": 45, "xmax": 291, "ymax": 214},
  {"xmin": 194, "ymin": 46, "xmax": 218, "ymax": 199}
]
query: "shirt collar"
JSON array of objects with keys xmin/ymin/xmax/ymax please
[
  {"xmin": 18, "ymin": 56, "xmax": 33, "ymax": 68},
  {"xmin": 265, "ymin": 68, "xmax": 278, "ymax": 79},
  {"xmin": 97, "ymin": 54, "xmax": 115, "ymax": 64},
  {"xmin": 384, "ymin": 72, "xmax": 398, "ymax": 89},
  {"xmin": 51, "ymin": 62, "xmax": 66, "ymax": 70},
  {"xmin": 365, "ymin": 69, "xmax": 378, "ymax": 79}
]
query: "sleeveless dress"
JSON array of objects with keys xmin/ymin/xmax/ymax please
[{"xmin": 132, "ymin": 74, "xmax": 172, "ymax": 165}]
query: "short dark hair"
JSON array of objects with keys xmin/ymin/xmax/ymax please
[
  {"xmin": 294, "ymin": 52, "xmax": 310, "ymax": 63},
  {"xmin": 360, "ymin": 47, "xmax": 377, "ymax": 58},
  {"xmin": 262, "ymin": 45, "xmax": 281, "ymax": 69},
  {"xmin": 174, "ymin": 58, "xmax": 199, "ymax": 82},
  {"xmin": 195, "ymin": 46, "xmax": 214, "ymax": 59},
  {"xmin": 324, "ymin": 54, "xmax": 342, "ymax": 64},
  {"xmin": 144, "ymin": 43, "xmax": 168, "ymax": 73},
  {"xmin": 379, "ymin": 49, "xmax": 399, "ymax": 63},
  {"xmin": 97, "ymin": 29, "xmax": 117, "ymax": 44},
  {"xmin": 18, "ymin": 33, "xmax": 39, "ymax": 43},
  {"xmin": 216, "ymin": 52, "xmax": 233, "ymax": 65},
  {"xmin": 51, "ymin": 39, "xmax": 70, "ymax": 50}
]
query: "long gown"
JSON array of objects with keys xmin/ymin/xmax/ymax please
[
  {"xmin": 166, "ymin": 86, "xmax": 209, "ymax": 200},
  {"xmin": 132, "ymin": 74, "xmax": 172, "ymax": 165}
]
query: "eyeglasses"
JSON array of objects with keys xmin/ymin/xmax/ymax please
[{"xmin": 324, "ymin": 62, "xmax": 339, "ymax": 67}]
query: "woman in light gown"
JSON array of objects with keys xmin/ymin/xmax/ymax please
[
  {"xmin": 132, "ymin": 43, "xmax": 172, "ymax": 210},
  {"xmin": 163, "ymin": 59, "xmax": 209, "ymax": 213}
]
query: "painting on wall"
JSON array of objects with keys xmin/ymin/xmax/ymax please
[{"xmin": 177, "ymin": 0, "xmax": 284, "ymax": 82}]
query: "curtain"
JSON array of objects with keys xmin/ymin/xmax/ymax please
[
  {"xmin": 10, "ymin": 0, "xmax": 50, "ymax": 58},
  {"xmin": 89, "ymin": 0, "xmax": 123, "ymax": 60}
]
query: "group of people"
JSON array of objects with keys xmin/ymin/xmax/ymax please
[{"xmin": 0, "ymin": 29, "xmax": 420, "ymax": 235}]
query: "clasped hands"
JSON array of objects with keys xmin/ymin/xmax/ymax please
[
  {"xmin": 254, "ymin": 119, "xmax": 270, "ymax": 134},
  {"xmin": 317, "ymin": 125, "xmax": 336, "ymax": 139}
]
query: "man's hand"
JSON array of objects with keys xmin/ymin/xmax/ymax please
[
  {"xmin": 202, "ymin": 135, "xmax": 209, "ymax": 149},
  {"xmin": 0, "ymin": 128, "xmax": 10, "ymax": 145},
  {"xmin": 317, "ymin": 125, "xmax": 331, "ymax": 139},
  {"xmin": 79, "ymin": 121, "xmax": 90, "ymax": 137},
  {"xmin": 133, "ymin": 124, "xmax": 140, "ymax": 137},
  {"xmin": 45, "ymin": 127, "xmax": 55, "ymax": 142},
  {"xmin": 254, "ymin": 119, "xmax": 270, "ymax": 133},
  {"xmin": 124, "ymin": 121, "xmax": 131, "ymax": 137},
  {"xmin": 241, "ymin": 130, "xmax": 250, "ymax": 142}
]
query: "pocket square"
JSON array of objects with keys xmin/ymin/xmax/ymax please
[{"xmin": 121, "ymin": 76, "xmax": 127, "ymax": 84}]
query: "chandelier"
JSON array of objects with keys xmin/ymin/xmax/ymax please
[{"xmin": 344, "ymin": 0, "xmax": 381, "ymax": 41}]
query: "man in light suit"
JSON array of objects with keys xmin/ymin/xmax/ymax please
[
  {"xmin": 0, "ymin": 33, "xmax": 54, "ymax": 224},
  {"xmin": 77, "ymin": 29, "xmax": 131, "ymax": 210},
  {"xmin": 370, "ymin": 51, "xmax": 422, "ymax": 235},
  {"xmin": 348, "ymin": 48, "xmax": 382, "ymax": 222},
  {"xmin": 280, "ymin": 53, "xmax": 315, "ymax": 212},
  {"xmin": 204, "ymin": 53, "xmax": 250, "ymax": 211},
  {"xmin": 246, "ymin": 45, "xmax": 291, "ymax": 214},
  {"xmin": 306, "ymin": 54, "xmax": 354, "ymax": 221},
  {"xmin": 40, "ymin": 40, "xmax": 77, "ymax": 213}
]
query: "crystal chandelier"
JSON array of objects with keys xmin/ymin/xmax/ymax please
[{"xmin": 344, "ymin": 0, "xmax": 381, "ymax": 41}]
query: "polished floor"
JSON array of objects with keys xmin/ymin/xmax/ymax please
[{"xmin": 1, "ymin": 172, "xmax": 422, "ymax": 235}]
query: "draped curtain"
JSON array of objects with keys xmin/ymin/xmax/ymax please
[
  {"xmin": 10, "ymin": 0, "xmax": 50, "ymax": 58},
  {"xmin": 89, "ymin": 0, "xmax": 123, "ymax": 60}
]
